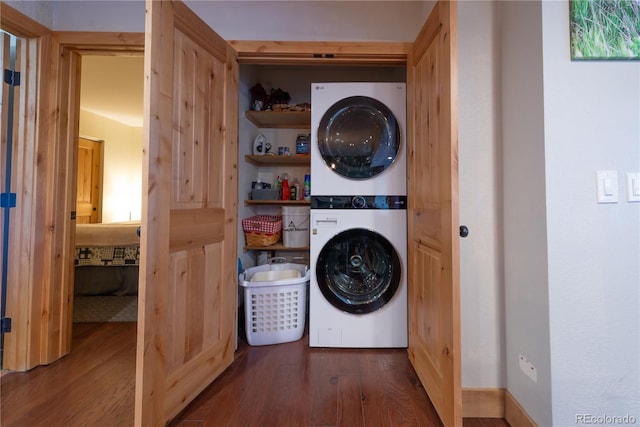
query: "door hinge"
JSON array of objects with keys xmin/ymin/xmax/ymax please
[
  {"xmin": 0, "ymin": 317, "xmax": 11, "ymax": 333},
  {"xmin": 3, "ymin": 69, "xmax": 20, "ymax": 86},
  {"xmin": 0, "ymin": 193, "xmax": 16, "ymax": 208}
]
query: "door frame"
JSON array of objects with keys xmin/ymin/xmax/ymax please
[
  {"xmin": 51, "ymin": 31, "xmax": 144, "ymax": 355},
  {"xmin": 1, "ymin": 4, "xmax": 74, "ymax": 371}
]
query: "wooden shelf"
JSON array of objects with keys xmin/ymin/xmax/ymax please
[
  {"xmin": 244, "ymin": 154, "xmax": 310, "ymax": 166},
  {"xmin": 244, "ymin": 110, "xmax": 311, "ymax": 129},
  {"xmin": 245, "ymin": 199, "xmax": 310, "ymax": 206},
  {"xmin": 243, "ymin": 243, "xmax": 310, "ymax": 252},
  {"xmin": 243, "ymin": 111, "xmax": 311, "ymax": 255}
]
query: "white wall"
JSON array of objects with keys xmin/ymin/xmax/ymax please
[
  {"xmin": 52, "ymin": 0, "xmax": 144, "ymax": 32},
  {"xmin": 500, "ymin": 2, "xmax": 553, "ymax": 425},
  {"xmin": 4, "ymin": 0, "xmax": 53, "ymax": 28},
  {"xmin": 502, "ymin": 1, "xmax": 640, "ymax": 425},
  {"xmin": 185, "ymin": 0, "xmax": 434, "ymax": 42},
  {"xmin": 458, "ymin": 1, "xmax": 505, "ymax": 388},
  {"xmin": 541, "ymin": 1, "xmax": 640, "ymax": 425},
  {"xmin": 47, "ymin": 0, "xmax": 434, "ymax": 42},
  {"xmin": 79, "ymin": 110, "xmax": 143, "ymax": 223}
]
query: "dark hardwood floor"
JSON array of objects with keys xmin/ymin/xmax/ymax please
[{"xmin": 1, "ymin": 322, "xmax": 510, "ymax": 427}]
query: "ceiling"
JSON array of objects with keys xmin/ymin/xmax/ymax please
[{"xmin": 80, "ymin": 55, "xmax": 144, "ymax": 128}]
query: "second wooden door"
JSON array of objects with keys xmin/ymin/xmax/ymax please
[{"xmin": 75, "ymin": 137, "xmax": 102, "ymax": 224}]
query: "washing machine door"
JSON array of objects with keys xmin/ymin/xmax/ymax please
[
  {"xmin": 316, "ymin": 228, "xmax": 401, "ymax": 314},
  {"xmin": 317, "ymin": 96, "xmax": 400, "ymax": 180}
]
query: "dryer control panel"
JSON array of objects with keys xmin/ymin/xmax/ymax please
[{"xmin": 311, "ymin": 195, "xmax": 406, "ymax": 210}]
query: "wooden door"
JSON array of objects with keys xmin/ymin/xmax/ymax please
[
  {"xmin": 407, "ymin": 1, "xmax": 461, "ymax": 426},
  {"xmin": 136, "ymin": 0, "xmax": 238, "ymax": 425},
  {"xmin": 75, "ymin": 137, "xmax": 102, "ymax": 224}
]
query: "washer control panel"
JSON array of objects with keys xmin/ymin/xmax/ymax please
[{"xmin": 310, "ymin": 195, "xmax": 407, "ymax": 210}]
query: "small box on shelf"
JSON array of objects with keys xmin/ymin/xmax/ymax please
[{"xmin": 250, "ymin": 188, "xmax": 279, "ymax": 200}]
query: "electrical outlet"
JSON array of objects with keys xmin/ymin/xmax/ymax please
[{"xmin": 519, "ymin": 354, "xmax": 538, "ymax": 383}]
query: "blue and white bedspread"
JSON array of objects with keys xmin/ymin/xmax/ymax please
[
  {"xmin": 74, "ymin": 222, "xmax": 141, "ymax": 296},
  {"xmin": 74, "ymin": 245, "xmax": 139, "ymax": 267}
]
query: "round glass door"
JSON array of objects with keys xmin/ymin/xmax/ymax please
[
  {"xmin": 317, "ymin": 96, "xmax": 400, "ymax": 180},
  {"xmin": 316, "ymin": 228, "xmax": 401, "ymax": 314}
]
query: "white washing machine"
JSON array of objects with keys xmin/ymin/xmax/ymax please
[
  {"xmin": 311, "ymin": 82, "xmax": 407, "ymax": 196},
  {"xmin": 309, "ymin": 195, "xmax": 407, "ymax": 348}
]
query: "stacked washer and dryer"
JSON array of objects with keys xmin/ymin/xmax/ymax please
[{"xmin": 309, "ymin": 82, "xmax": 408, "ymax": 348}]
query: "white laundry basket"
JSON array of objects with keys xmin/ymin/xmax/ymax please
[{"xmin": 239, "ymin": 263, "xmax": 310, "ymax": 346}]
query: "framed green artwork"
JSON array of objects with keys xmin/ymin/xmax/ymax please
[{"xmin": 570, "ymin": 0, "xmax": 640, "ymax": 60}]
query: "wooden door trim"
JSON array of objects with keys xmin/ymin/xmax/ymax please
[
  {"xmin": 462, "ymin": 388, "xmax": 505, "ymax": 418},
  {"xmin": 54, "ymin": 34, "xmax": 145, "ymax": 361},
  {"xmin": 505, "ymin": 391, "xmax": 538, "ymax": 427},
  {"xmin": 0, "ymin": 4, "xmax": 74, "ymax": 371},
  {"xmin": 52, "ymin": 31, "xmax": 145, "ymax": 52},
  {"xmin": 410, "ymin": 5, "xmax": 441, "ymax": 64},
  {"xmin": 53, "ymin": 34, "xmax": 409, "ymax": 65},
  {"xmin": 229, "ymin": 40, "xmax": 411, "ymax": 64},
  {"xmin": 0, "ymin": 3, "xmax": 50, "ymax": 37}
]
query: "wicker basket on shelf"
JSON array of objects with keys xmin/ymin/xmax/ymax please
[{"xmin": 242, "ymin": 215, "xmax": 282, "ymax": 247}]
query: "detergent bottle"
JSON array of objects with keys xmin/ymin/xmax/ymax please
[{"xmin": 281, "ymin": 175, "xmax": 290, "ymax": 201}]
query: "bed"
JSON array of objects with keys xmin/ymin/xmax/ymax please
[{"xmin": 74, "ymin": 221, "xmax": 141, "ymax": 296}]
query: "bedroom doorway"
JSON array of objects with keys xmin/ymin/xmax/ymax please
[
  {"xmin": 72, "ymin": 54, "xmax": 143, "ymax": 324},
  {"xmin": 78, "ymin": 55, "xmax": 144, "ymax": 224}
]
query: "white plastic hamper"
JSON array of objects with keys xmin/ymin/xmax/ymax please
[
  {"xmin": 281, "ymin": 206, "xmax": 310, "ymax": 247},
  {"xmin": 238, "ymin": 263, "xmax": 310, "ymax": 346}
]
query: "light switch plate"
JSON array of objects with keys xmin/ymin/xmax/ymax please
[
  {"xmin": 627, "ymin": 172, "xmax": 640, "ymax": 202},
  {"xmin": 596, "ymin": 170, "xmax": 619, "ymax": 203}
]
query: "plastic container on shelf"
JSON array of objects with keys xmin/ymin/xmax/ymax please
[
  {"xmin": 281, "ymin": 206, "xmax": 310, "ymax": 247},
  {"xmin": 238, "ymin": 262, "xmax": 310, "ymax": 346},
  {"xmin": 291, "ymin": 177, "xmax": 301, "ymax": 201},
  {"xmin": 296, "ymin": 134, "xmax": 310, "ymax": 154}
]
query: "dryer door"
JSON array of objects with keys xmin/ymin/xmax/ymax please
[
  {"xmin": 316, "ymin": 228, "xmax": 401, "ymax": 314},
  {"xmin": 317, "ymin": 96, "xmax": 400, "ymax": 180}
]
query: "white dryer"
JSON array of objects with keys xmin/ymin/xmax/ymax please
[
  {"xmin": 311, "ymin": 82, "xmax": 407, "ymax": 196},
  {"xmin": 309, "ymin": 195, "xmax": 407, "ymax": 348}
]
